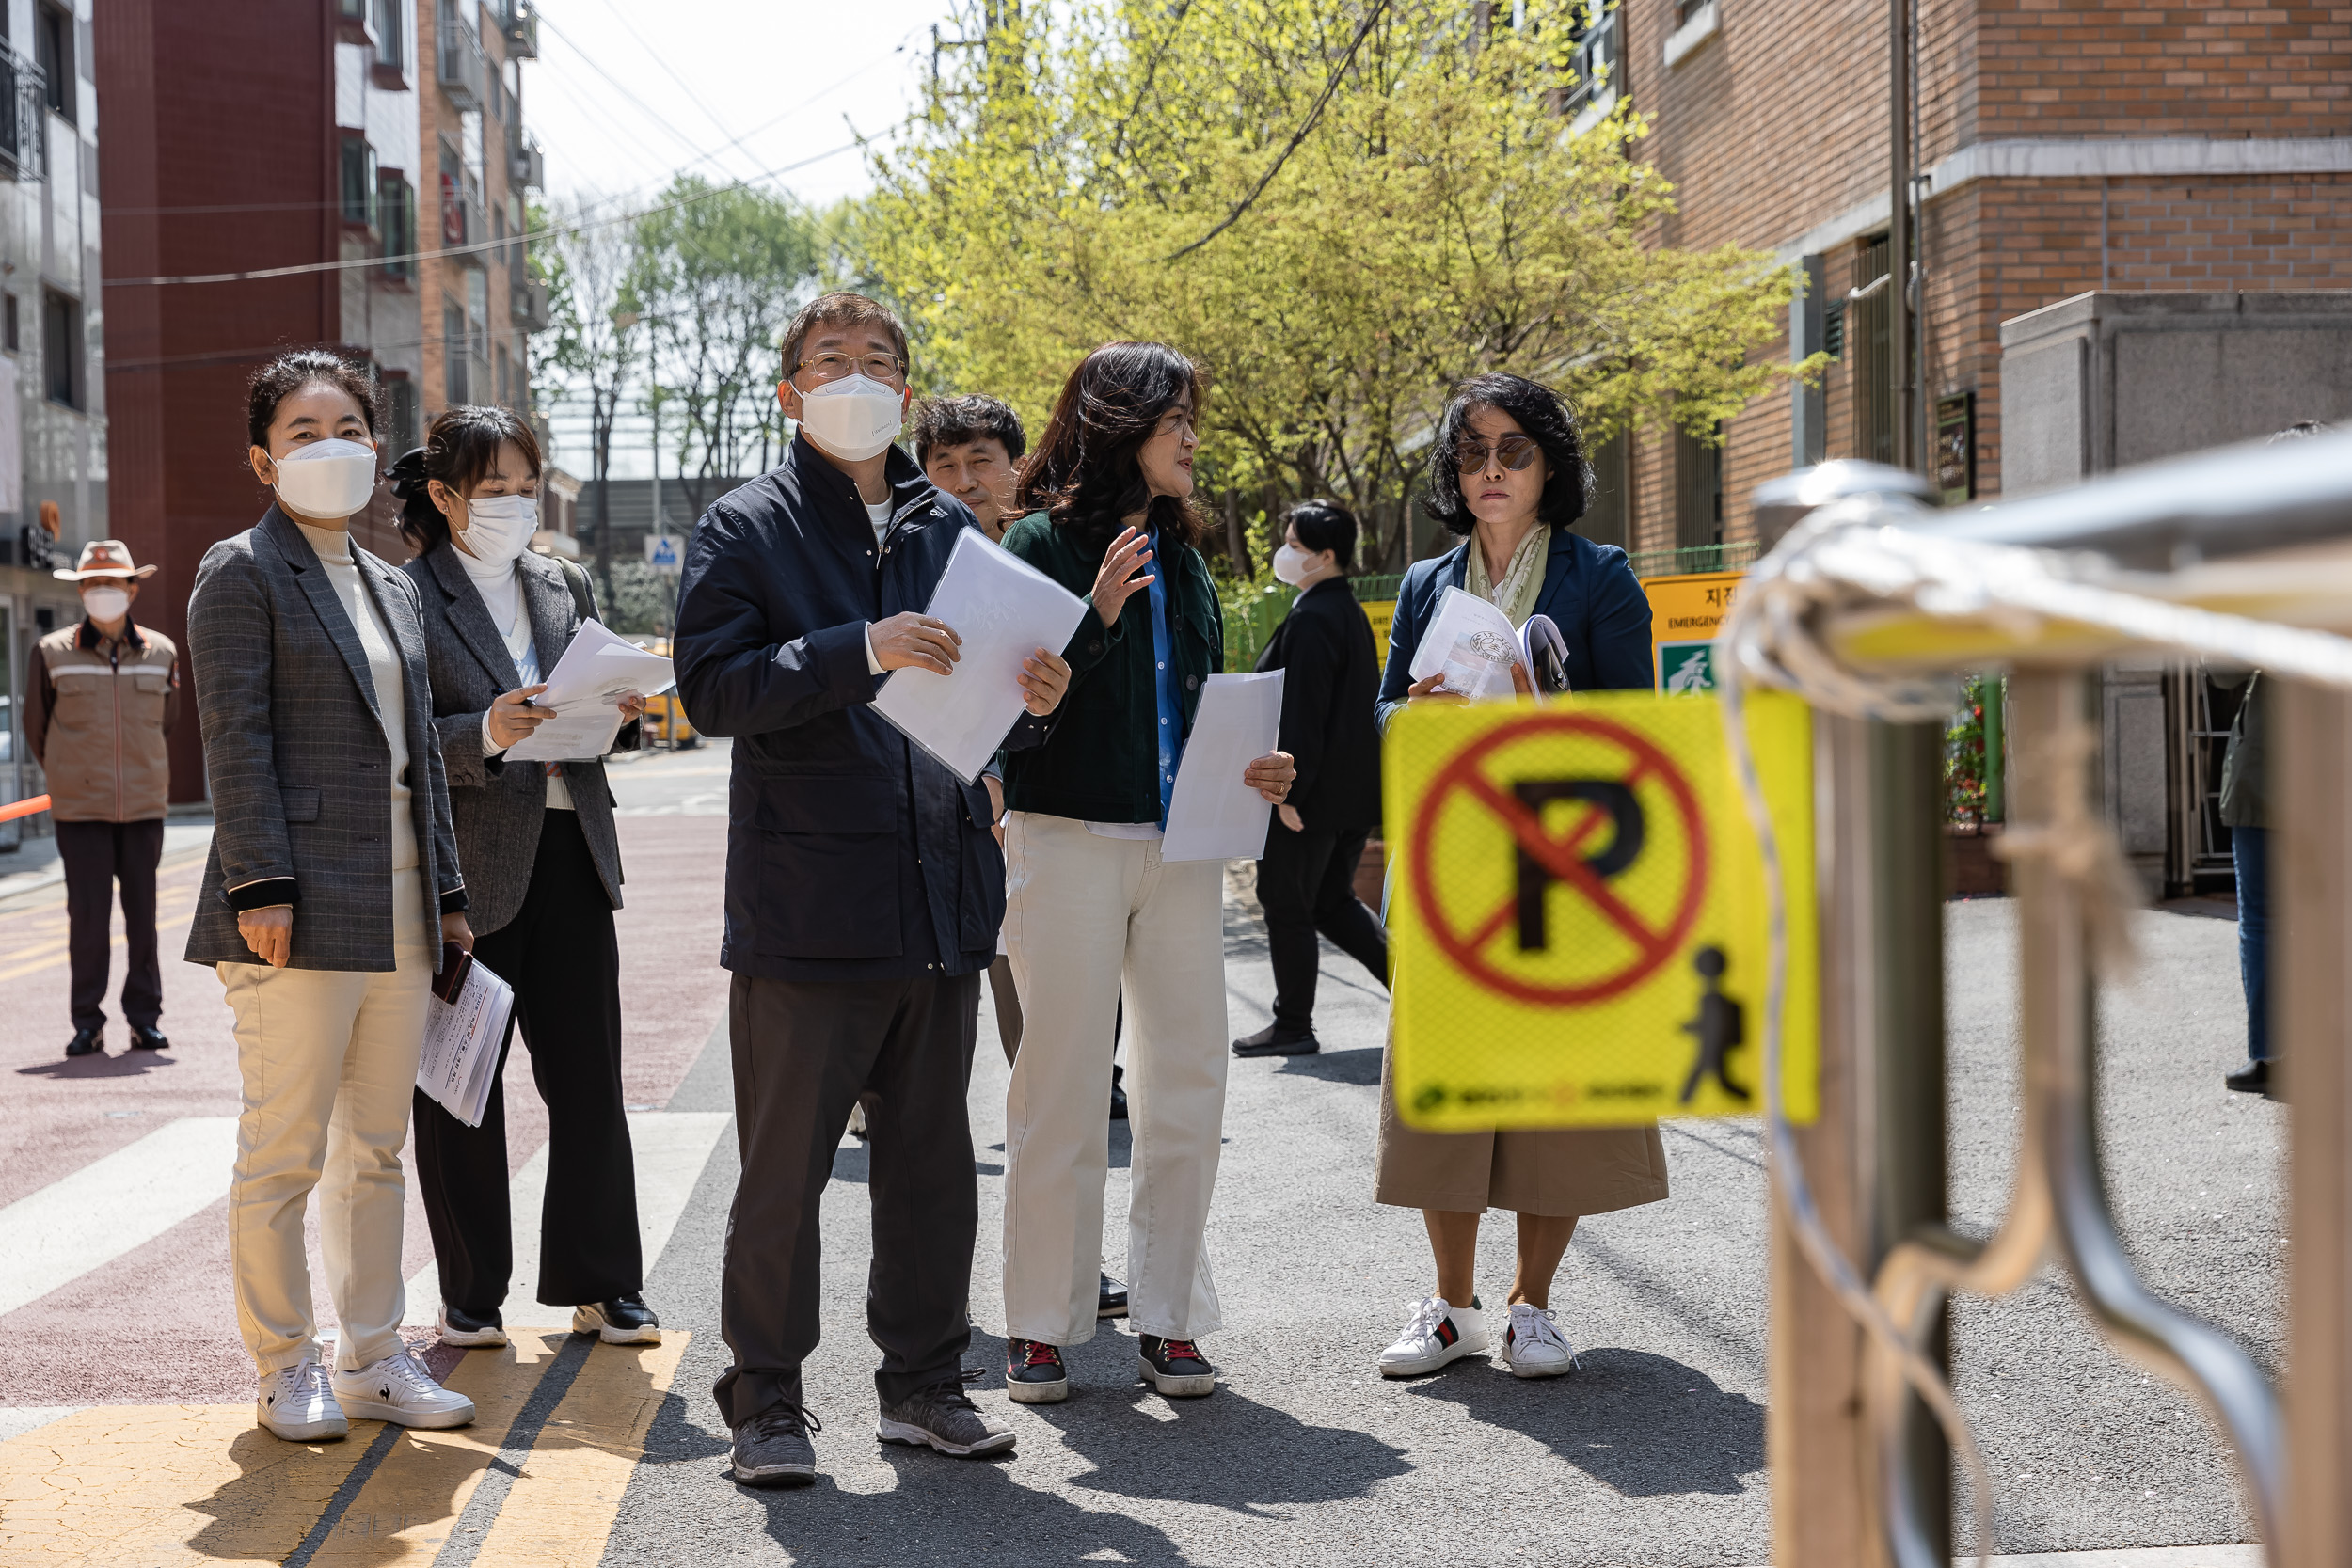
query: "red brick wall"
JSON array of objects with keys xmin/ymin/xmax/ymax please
[{"xmin": 1616, "ymin": 0, "xmax": 2352, "ymax": 553}]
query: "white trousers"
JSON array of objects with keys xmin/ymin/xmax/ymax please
[
  {"xmin": 219, "ymin": 871, "xmax": 432, "ymax": 1375},
  {"xmin": 1000, "ymin": 812, "xmax": 1229, "ymax": 1345}
]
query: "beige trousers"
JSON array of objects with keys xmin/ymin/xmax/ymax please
[
  {"xmin": 1000, "ymin": 812, "xmax": 1228, "ymax": 1345},
  {"xmin": 219, "ymin": 871, "xmax": 432, "ymax": 1375}
]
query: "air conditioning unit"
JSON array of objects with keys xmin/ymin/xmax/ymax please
[
  {"xmin": 502, "ymin": 0, "xmax": 540, "ymax": 59},
  {"xmin": 518, "ymin": 280, "xmax": 551, "ymax": 333},
  {"xmin": 511, "ymin": 139, "xmax": 544, "ymax": 191}
]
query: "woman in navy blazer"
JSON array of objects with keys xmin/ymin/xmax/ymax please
[{"xmin": 1370, "ymin": 373, "xmax": 1670, "ymax": 1385}]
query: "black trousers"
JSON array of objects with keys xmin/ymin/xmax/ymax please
[
  {"xmin": 1256, "ymin": 820, "xmax": 1389, "ymax": 1033},
  {"xmin": 714, "ymin": 966, "xmax": 980, "ymax": 1427},
  {"xmin": 57, "ymin": 818, "xmax": 166, "ymax": 1033},
  {"xmin": 412, "ymin": 811, "xmax": 643, "ymax": 1309}
]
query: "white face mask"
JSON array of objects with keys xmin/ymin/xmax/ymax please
[
  {"xmin": 1272, "ymin": 543, "xmax": 1320, "ymax": 586},
  {"xmin": 796, "ymin": 373, "xmax": 905, "ymax": 463},
  {"xmin": 83, "ymin": 585, "xmax": 131, "ymax": 622},
  {"xmin": 271, "ymin": 437, "xmax": 379, "ymax": 520},
  {"xmin": 454, "ymin": 492, "xmax": 539, "ymax": 567}
]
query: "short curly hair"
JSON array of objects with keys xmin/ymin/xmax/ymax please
[
  {"xmin": 912, "ymin": 393, "xmax": 1026, "ymax": 467},
  {"xmin": 1421, "ymin": 372, "xmax": 1590, "ymax": 536}
]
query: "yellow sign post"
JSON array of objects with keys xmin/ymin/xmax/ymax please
[
  {"xmin": 1385, "ymin": 689, "xmax": 1818, "ymax": 1130},
  {"xmin": 1362, "ymin": 598, "xmax": 1396, "ymax": 673},
  {"xmin": 1645, "ymin": 570, "xmax": 1744, "ymax": 694}
]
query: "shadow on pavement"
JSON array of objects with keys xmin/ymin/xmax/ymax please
[
  {"xmin": 1276, "ymin": 1045, "xmax": 1383, "ymax": 1086},
  {"xmin": 1404, "ymin": 1346, "xmax": 1762, "ymax": 1497},
  {"xmin": 16, "ymin": 1050, "xmax": 181, "ymax": 1079},
  {"xmin": 1025, "ymin": 1370, "xmax": 1412, "ymax": 1514}
]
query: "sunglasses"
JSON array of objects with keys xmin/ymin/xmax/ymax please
[{"xmin": 1456, "ymin": 434, "xmax": 1543, "ymax": 473}]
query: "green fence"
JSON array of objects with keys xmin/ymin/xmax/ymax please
[
  {"xmin": 1626, "ymin": 540, "xmax": 1761, "ymax": 578},
  {"xmin": 1222, "ymin": 574, "xmax": 1406, "ymax": 673}
]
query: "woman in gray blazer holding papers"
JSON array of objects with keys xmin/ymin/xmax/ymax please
[
  {"xmin": 186, "ymin": 350, "xmax": 478, "ymax": 1445},
  {"xmin": 392, "ymin": 405, "xmax": 659, "ymax": 1353}
]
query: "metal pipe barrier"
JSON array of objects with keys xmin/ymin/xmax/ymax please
[{"xmin": 1721, "ymin": 428, "xmax": 2352, "ymax": 1568}]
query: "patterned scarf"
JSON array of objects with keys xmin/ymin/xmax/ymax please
[{"xmin": 1463, "ymin": 525, "xmax": 1549, "ymax": 627}]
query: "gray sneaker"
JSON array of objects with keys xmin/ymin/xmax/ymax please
[
  {"xmin": 876, "ymin": 1379, "xmax": 1017, "ymax": 1458},
  {"xmin": 731, "ymin": 1403, "xmax": 821, "ymax": 1488}
]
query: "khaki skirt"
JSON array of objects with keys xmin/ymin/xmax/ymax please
[{"xmin": 1375, "ymin": 1037, "xmax": 1671, "ymax": 1218}]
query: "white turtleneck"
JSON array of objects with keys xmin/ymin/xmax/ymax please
[
  {"xmin": 295, "ymin": 521, "xmax": 420, "ymax": 873},
  {"xmin": 463, "ymin": 545, "xmax": 575, "ymax": 811}
]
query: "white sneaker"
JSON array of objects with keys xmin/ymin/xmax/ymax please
[
  {"xmin": 331, "ymin": 1349, "xmax": 477, "ymax": 1429},
  {"xmin": 1500, "ymin": 1302, "xmax": 1579, "ymax": 1378},
  {"xmin": 1377, "ymin": 1294, "xmax": 1489, "ymax": 1377},
  {"xmin": 257, "ymin": 1358, "xmax": 348, "ymax": 1442}
]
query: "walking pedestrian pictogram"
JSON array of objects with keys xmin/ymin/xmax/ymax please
[{"xmin": 1386, "ymin": 689, "xmax": 1819, "ymax": 1132}]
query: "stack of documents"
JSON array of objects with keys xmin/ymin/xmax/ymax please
[
  {"xmin": 417, "ymin": 955, "xmax": 515, "ymax": 1128},
  {"xmin": 505, "ymin": 621, "xmax": 676, "ymax": 762},
  {"xmin": 872, "ymin": 529, "xmax": 1090, "ymax": 783},
  {"xmin": 1161, "ymin": 670, "xmax": 1285, "ymax": 863},
  {"xmin": 1406, "ymin": 587, "xmax": 1569, "ymax": 700}
]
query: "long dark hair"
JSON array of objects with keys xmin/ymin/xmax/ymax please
[
  {"xmin": 389, "ymin": 404, "xmax": 544, "ymax": 554},
  {"xmin": 1015, "ymin": 341, "xmax": 1210, "ymax": 554},
  {"xmin": 246, "ymin": 348, "xmax": 381, "ymax": 448},
  {"xmin": 1421, "ymin": 372, "xmax": 1590, "ymax": 536}
]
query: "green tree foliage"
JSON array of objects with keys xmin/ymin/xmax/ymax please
[
  {"xmin": 629, "ymin": 177, "xmax": 823, "ymax": 515},
  {"xmin": 865, "ymin": 0, "xmax": 1813, "ymax": 572}
]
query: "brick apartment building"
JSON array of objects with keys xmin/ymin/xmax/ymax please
[
  {"xmin": 93, "ymin": 0, "xmax": 543, "ymax": 805},
  {"xmin": 1570, "ymin": 0, "xmax": 2352, "ymax": 565}
]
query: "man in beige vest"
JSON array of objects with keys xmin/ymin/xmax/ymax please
[{"xmin": 28, "ymin": 540, "xmax": 181, "ymax": 1057}]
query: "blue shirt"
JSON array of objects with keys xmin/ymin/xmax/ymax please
[{"xmin": 1147, "ymin": 531, "xmax": 1184, "ymax": 828}]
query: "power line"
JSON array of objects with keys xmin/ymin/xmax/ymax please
[{"xmin": 101, "ymin": 140, "xmax": 864, "ymax": 289}]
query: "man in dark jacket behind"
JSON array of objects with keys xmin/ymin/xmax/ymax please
[{"xmin": 672, "ymin": 293, "xmax": 1070, "ymax": 1489}]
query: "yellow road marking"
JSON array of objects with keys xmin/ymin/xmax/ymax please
[
  {"xmin": 472, "ymin": 1334, "xmax": 691, "ymax": 1568},
  {"xmin": 0, "ymin": 1334, "xmax": 690, "ymax": 1565},
  {"xmin": 0, "ymin": 1402, "xmax": 373, "ymax": 1566},
  {"xmin": 303, "ymin": 1335, "xmax": 568, "ymax": 1565}
]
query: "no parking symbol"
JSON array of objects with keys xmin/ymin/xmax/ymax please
[{"xmin": 1385, "ymin": 691, "xmax": 1820, "ymax": 1132}]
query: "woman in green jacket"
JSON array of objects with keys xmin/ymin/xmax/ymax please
[{"xmin": 993, "ymin": 341, "xmax": 1294, "ymax": 1406}]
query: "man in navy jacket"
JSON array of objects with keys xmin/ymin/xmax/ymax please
[{"xmin": 674, "ymin": 293, "xmax": 1069, "ymax": 1487}]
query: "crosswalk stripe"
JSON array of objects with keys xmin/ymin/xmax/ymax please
[
  {"xmin": 0, "ymin": 1117, "xmax": 238, "ymax": 1317},
  {"xmin": 402, "ymin": 1112, "xmax": 731, "ymax": 1330}
]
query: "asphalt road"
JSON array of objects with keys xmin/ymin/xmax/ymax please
[{"xmin": 593, "ymin": 892, "xmax": 2281, "ymax": 1567}]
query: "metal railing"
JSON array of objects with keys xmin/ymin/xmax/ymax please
[
  {"xmin": 1222, "ymin": 572, "xmax": 1405, "ymax": 673},
  {"xmin": 1628, "ymin": 538, "xmax": 1759, "ymax": 578},
  {"xmin": 0, "ymin": 47, "xmax": 45, "ymax": 182},
  {"xmin": 437, "ymin": 10, "xmax": 485, "ymax": 110},
  {"xmin": 1738, "ymin": 432, "xmax": 2352, "ymax": 1567}
]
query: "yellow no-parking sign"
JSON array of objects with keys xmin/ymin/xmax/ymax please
[{"xmin": 1386, "ymin": 689, "xmax": 1818, "ymax": 1131}]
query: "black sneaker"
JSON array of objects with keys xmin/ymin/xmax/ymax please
[
  {"xmin": 1005, "ymin": 1338, "xmax": 1069, "ymax": 1403},
  {"xmin": 731, "ymin": 1403, "xmax": 820, "ymax": 1488},
  {"xmin": 877, "ymin": 1379, "xmax": 1017, "ymax": 1456},
  {"xmin": 129, "ymin": 1024, "xmax": 170, "ymax": 1051},
  {"xmin": 573, "ymin": 1294, "xmax": 661, "ymax": 1345},
  {"xmin": 1097, "ymin": 1274, "xmax": 1128, "ymax": 1320},
  {"xmin": 63, "ymin": 1027, "xmax": 102, "ymax": 1058},
  {"xmin": 437, "ymin": 1302, "xmax": 508, "ymax": 1348},
  {"xmin": 2225, "ymin": 1059, "xmax": 2271, "ymax": 1095},
  {"xmin": 1232, "ymin": 1023, "xmax": 1320, "ymax": 1057},
  {"xmin": 1137, "ymin": 1335, "xmax": 1216, "ymax": 1398}
]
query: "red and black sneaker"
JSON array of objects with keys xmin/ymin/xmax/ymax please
[
  {"xmin": 1005, "ymin": 1338, "xmax": 1069, "ymax": 1404},
  {"xmin": 1137, "ymin": 1335, "xmax": 1216, "ymax": 1398}
]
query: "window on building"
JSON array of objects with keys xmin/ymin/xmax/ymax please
[
  {"xmin": 443, "ymin": 299, "xmax": 469, "ymax": 404},
  {"xmin": 371, "ymin": 0, "xmax": 405, "ymax": 75},
  {"xmin": 1675, "ymin": 424, "xmax": 1723, "ymax": 551},
  {"xmin": 1850, "ymin": 234, "xmax": 1894, "ymax": 465},
  {"xmin": 340, "ymin": 135, "xmax": 378, "ymax": 231},
  {"xmin": 42, "ymin": 288, "xmax": 78, "ymax": 408},
  {"xmin": 378, "ymin": 172, "xmax": 415, "ymax": 279},
  {"xmin": 1565, "ymin": 1, "xmax": 1620, "ymax": 116},
  {"xmin": 36, "ymin": 3, "xmax": 72, "ymax": 124},
  {"xmin": 4, "ymin": 293, "xmax": 19, "ymax": 354},
  {"xmin": 1581, "ymin": 431, "xmax": 1629, "ymax": 553},
  {"xmin": 387, "ymin": 376, "xmax": 420, "ymax": 452}
]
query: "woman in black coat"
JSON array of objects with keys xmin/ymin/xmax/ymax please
[{"xmin": 1232, "ymin": 499, "xmax": 1389, "ymax": 1057}]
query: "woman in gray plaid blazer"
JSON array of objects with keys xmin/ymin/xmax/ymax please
[
  {"xmin": 184, "ymin": 351, "xmax": 477, "ymax": 1445},
  {"xmin": 389, "ymin": 405, "xmax": 660, "ymax": 1354}
]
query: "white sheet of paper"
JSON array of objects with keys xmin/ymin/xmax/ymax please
[
  {"xmin": 503, "ymin": 621, "xmax": 674, "ymax": 762},
  {"xmin": 1160, "ymin": 670, "xmax": 1284, "ymax": 863},
  {"xmin": 1406, "ymin": 586, "xmax": 1522, "ymax": 700},
  {"xmin": 871, "ymin": 528, "xmax": 1090, "ymax": 784},
  {"xmin": 502, "ymin": 705, "xmax": 626, "ymax": 763},
  {"xmin": 417, "ymin": 958, "xmax": 516, "ymax": 1129},
  {"xmin": 534, "ymin": 619, "xmax": 675, "ymax": 709}
]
